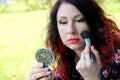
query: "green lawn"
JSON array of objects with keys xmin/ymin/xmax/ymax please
[
  {"xmin": 0, "ymin": 10, "xmax": 120, "ymax": 80},
  {"xmin": 0, "ymin": 10, "xmax": 49, "ymax": 80}
]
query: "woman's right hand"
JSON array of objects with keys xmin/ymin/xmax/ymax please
[
  {"xmin": 76, "ymin": 45, "xmax": 101, "ymax": 80},
  {"xmin": 27, "ymin": 63, "xmax": 51, "ymax": 80}
]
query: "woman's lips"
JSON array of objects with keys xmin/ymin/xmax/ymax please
[{"xmin": 68, "ymin": 38, "xmax": 80, "ymax": 44}]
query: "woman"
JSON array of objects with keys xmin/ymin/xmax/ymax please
[{"xmin": 27, "ymin": 0, "xmax": 120, "ymax": 80}]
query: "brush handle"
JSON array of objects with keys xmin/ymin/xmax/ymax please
[
  {"xmin": 90, "ymin": 49, "xmax": 95, "ymax": 63},
  {"xmin": 85, "ymin": 39, "xmax": 95, "ymax": 63}
]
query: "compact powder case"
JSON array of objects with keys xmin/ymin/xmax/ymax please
[{"xmin": 35, "ymin": 47, "xmax": 54, "ymax": 80}]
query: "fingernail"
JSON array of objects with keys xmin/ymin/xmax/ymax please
[
  {"xmin": 91, "ymin": 45, "xmax": 95, "ymax": 49},
  {"xmin": 47, "ymin": 71, "xmax": 51, "ymax": 75},
  {"xmin": 39, "ymin": 63, "xmax": 43, "ymax": 67},
  {"xmin": 44, "ymin": 67, "xmax": 49, "ymax": 71}
]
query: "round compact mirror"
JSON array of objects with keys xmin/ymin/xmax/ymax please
[
  {"xmin": 35, "ymin": 47, "xmax": 54, "ymax": 80},
  {"xmin": 35, "ymin": 47, "xmax": 54, "ymax": 67}
]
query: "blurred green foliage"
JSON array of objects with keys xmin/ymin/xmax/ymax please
[
  {"xmin": 97, "ymin": 0, "xmax": 120, "ymax": 13},
  {"xmin": 0, "ymin": 0, "xmax": 120, "ymax": 13},
  {"xmin": 0, "ymin": 0, "xmax": 55, "ymax": 12}
]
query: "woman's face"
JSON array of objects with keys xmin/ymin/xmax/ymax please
[{"xmin": 57, "ymin": 2, "xmax": 90, "ymax": 52}]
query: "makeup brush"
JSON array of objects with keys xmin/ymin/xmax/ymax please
[{"xmin": 81, "ymin": 30, "xmax": 95, "ymax": 63}]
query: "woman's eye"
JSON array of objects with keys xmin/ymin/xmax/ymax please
[
  {"xmin": 76, "ymin": 17, "xmax": 85, "ymax": 22},
  {"xmin": 59, "ymin": 21, "xmax": 67, "ymax": 24}
]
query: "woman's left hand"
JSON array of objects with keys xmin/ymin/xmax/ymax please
[{"xmin": 76, "ymin": 45, "xmax": 101, "ymax": 80}]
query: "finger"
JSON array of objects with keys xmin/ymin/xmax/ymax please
[
  {"xmin": 91, "ymin": 46, "xmax": 99, "ymax": 62},
  {"xmin": 91, "ymin": 45, "xmax": 101, "ymax": 66},
  {"xmin": 39, "ymin": 76, "xmax": 49, "ymax": 80},
  {"xmin": 84, "ymin": 45, "xmax": 91, "ymax": 62},
  {"xmin": 80, "ymin": 52, "xmax": 85, "ymax": 61},
  {"xmin": 31, "ymin": 63, "xmax": 47, "ymax": 74},
  {"xmin": 27, "ymin": 68, "xmax": 43, "ymax": 80},
  {"xmin": 76, "ymin": 59, "xmax": 85, "ymax": 72},
  {"xmin": 29, "ymin": 66, "xmax": 49, "ymax": 78},
  {"xmin": 27, "ymin": 63, "xmax": 44, "ymax": 80},
  {"xmin": 32, "ymin": 71, "xmax": 51, "ymax": 80},
  {"xmin": 31, "ymin": 67, "xmax": 48, "ymax": 74},
  {"xmin": 77, "ymin": 52, "xmax": 86, "ymax": 70},
  {"xmin": 32, "ymin": 63, "xmax": 44, "ymax": 68}
]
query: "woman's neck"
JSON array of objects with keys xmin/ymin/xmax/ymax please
[
  {"xmin": 75, "ymin": 54, "xmax": 80, "ymax": 64},
  {"xmin": 74, "ymin": 46, "xmax": 85, "ymax": 63}
]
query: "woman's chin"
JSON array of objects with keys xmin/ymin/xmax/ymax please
[{"xmin": 68, "ymin": 45, "xmax": 84, "ymax": 51}]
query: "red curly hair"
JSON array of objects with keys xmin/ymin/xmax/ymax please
[
  {"xmin": 45, "ymin": 0, "xmax": 120, "ymax": 79},
  {"xmin": 99, "ymin": 16, "xmax": 120, "ymax": 67}
]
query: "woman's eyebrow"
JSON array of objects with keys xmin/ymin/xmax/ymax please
[
  {"xmin": 57, "ymin": 14, "xmax": 83, "ymax": 19},
  {"xmin": 57, "ymin": 16, "xmax": 67, "ymax": 19},
  {"xmin": 74, "ymin": 14, "xmax": 83, "ymax": 18}
]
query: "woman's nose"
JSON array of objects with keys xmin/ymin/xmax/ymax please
[{"xmin": 67, "ymin": 22, "xmax": 76, "ymax": 34}]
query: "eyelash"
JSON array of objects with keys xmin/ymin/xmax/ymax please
[
  {"xmin": 59, "ymin": 17, "xmax": 85, "ymax": 25},
  {"xmin": 75, "ymin": 17, "xmax": 85, "ymax": 22},
  {"xmin": 59, "ymin": 22, "xmax": 67, "ymax": 24}
]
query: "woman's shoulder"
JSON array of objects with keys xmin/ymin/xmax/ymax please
[{"xmin": 100, "ymin": 49, "xmax": 120, "ymax": 80}]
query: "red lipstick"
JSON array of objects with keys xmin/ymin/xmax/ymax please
[{"xmin": 68, "ymin": 38, "xmax": 79, "ymax": 44}]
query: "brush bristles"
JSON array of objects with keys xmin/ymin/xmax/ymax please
[{"xmin": 81, "ymin": 30, "xmax": 91, "ymax": 39}]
